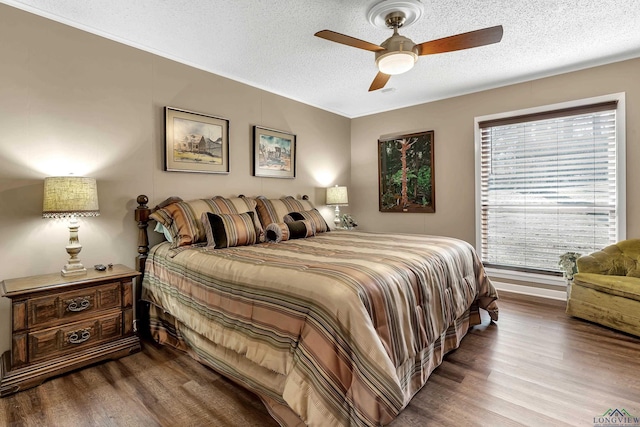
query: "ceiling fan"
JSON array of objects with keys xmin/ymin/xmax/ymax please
[{"xmin": 314, "ymin": 2, "xmax": 503, "ymax": 92}]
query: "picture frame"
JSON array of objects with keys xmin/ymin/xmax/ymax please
[
  {"xmin": 165, "ymin": 107, "xmax": 229, "ymax": 173},
  {"xmin": 253, "ymin": 126, "xmax": 296, "ymax": 179},
  {"xmin": 378, "ymin": 130, "xmax": 435, "ymax": 213}
]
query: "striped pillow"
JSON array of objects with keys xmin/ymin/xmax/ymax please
[
  {"xmin": 265, "ymin": 222, "xmax": 290, "ymax": 243},
  {"xmin": 286, "ymin": 209, "xmax": 330, "ymax": 234},
  {"xmin": 255, "ymin": 196, "xmax": 315, "ymax": 228},
  {"xmin": 202, "ymin": 212, "xmax": 258, "ymax": 248},
  {"xmin": 150, "ymin": 196, "xmax": 264, "ymax": 248},
  {"xmin": 287, "ymin": 220, "xmax": 315, "ymax": 239}
]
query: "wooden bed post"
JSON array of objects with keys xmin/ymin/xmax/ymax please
[
  {"xmin": 134, "ymin": 195, "xmax": 151, "ymax": 337},
  {"xmin": 135, "ymin": 195, "xmax": 150, "ymax": 276}
]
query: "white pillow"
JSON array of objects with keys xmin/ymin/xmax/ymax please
[{"xmin": 153, "ymin": 222, "xmax": 173, "ymax": 242}]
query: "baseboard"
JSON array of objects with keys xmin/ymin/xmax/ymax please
[{"xmin": 492, "ymin": 281, "xmax": 567, "ymax": 301}]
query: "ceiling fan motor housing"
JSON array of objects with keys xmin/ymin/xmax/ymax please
[{"xmin": 376, "ymin": 34, "xmax": 419, "ymax": 75}]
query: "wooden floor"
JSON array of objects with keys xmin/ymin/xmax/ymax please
[{"xmin": 2, "ymin": 291, "xmax": 639, "ymax": 427}]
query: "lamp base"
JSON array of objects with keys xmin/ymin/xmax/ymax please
[
  {"xmin": 62, "ymin": 245, "xmax": 87, "ymax": 276},
  {"xmin": 62, "ymin": 224, "xmax": 87, "ymax": 277},
  {"xmin": 333, "ymin": 206, "xmax": 341, "ymax": 229},
  {"xmin": 61, "ymin": 264, "xmax": 87, "ymax": 277}
]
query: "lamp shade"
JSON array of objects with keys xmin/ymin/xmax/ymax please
[
  {"xmin": 43, "ymin": 177, "xmax": 100, "ymax": 218},
  {"xmin": 326, "ymin": 185, "xmax": 348, "ymax": 206}
]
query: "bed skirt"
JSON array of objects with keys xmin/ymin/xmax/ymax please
[{"xmin": 144, "ymin": 301, "xmax": 480, "ymax": 426}]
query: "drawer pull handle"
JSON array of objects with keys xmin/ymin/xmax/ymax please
[
  {"xmin": 65, "ymin": 297, "xmax": 91, "ymax": 312},
  {"xmin": 67, "ymin": 328, "xmax": 91, "ymax": 344}
]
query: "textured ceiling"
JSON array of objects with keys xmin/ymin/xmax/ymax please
[{"xmin": 3, "ymin": 0, "xmax": 640, "ymax": 118}]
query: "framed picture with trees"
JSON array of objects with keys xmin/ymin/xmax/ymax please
[{"xmin": 378, "ymin": 130, "xmax": 435, "ymax": 213}]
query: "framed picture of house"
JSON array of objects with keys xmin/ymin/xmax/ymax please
[
  {"xmin": 253, "ymin": 126, "xmax": 296, "ymax": 178},
  {"xmin": 378, "ymin": 130, "xmax": 435, "ymax": 213},
  {"xmin": 165, "ymin": 107, "xmax": 229, "ymax": 173}
]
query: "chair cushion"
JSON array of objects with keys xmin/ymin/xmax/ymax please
[
  {"xmin": 577, "ymin": 239, "xmax": 640, "ymax": 277},
  {"xmin": 573, "ymin": 272, "xmax": 640, "ymax": 302}
]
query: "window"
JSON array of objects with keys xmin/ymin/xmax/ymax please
[{"xmin": 475, "ymin": 94, "xmax": 625, "ymax": 276}]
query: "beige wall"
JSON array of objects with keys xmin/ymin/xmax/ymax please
[
  {"xmin": 0, "ymin": 5, "xmax": 351, "ymax": 353},
  {"xmin": 2, "ymin": 2, "xmax": 640, "ymax": 355},
  {"xmin": 350, "ymin": 58, "xmax": 640, "ymax": 246}
]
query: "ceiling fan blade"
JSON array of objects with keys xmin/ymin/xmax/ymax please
[
  {"xmin": 315, "ymin": 30, "xmax": 385, "ymax": 52},
  {"xmin": 417, "ymin": 25, "xmax": 504, "ymax": 56},
  {"xmin": 369, "ymin": 72, "xmax": 391, "ymax": 92}
]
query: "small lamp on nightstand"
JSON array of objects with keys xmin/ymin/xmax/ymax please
[
  {"xmin": 43, "ymin": 176, "xmax": 100, "ymax": 276},
  {"xmin": 326, "ymin": 185, "xmax": 348, "ymax": 229}
]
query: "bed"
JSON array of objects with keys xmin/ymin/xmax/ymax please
[{"xmin": 134, "ymin": 194, "xmax": 498, "ymax": 427}]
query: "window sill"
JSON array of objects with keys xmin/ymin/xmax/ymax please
[{"xmin": 485, "ymin": 267, "xmax": 566, "ymax": 287}]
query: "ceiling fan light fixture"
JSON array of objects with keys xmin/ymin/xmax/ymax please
[{"xmin": 376, "ymin": 50, "xmax": 417, "ymax": 75}]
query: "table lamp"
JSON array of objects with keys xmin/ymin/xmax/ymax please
[
  {"xmin": 326, "ymin": 185, "xmax": 348, "ymax": 228},
  {"xmin": 43, "ymin": 176, "xmax": 100, "ymax": 276}
]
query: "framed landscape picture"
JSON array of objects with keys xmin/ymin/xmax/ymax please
[
  {"xmin": 165, "ymin": 107, "xmax": 229, "ymax": 173},
  {"xmin": 378, "ymin": 130, "xmax": 435, "ymax": 213},
  {"xmin": 253, "ymin": 126, "xmax": 296, "ymax": 179}
]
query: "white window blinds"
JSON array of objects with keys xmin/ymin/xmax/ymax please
[{"xmin": 478, "ymin": 101, "xmax": 619, "ymax": 274}]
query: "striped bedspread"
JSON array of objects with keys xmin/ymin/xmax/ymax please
[{"xmin": 142, "ymin": 231, "xmax": 498, "ymax": 426}]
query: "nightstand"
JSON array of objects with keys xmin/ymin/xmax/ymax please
[{"xmin": 0, "ymin": 264, "xmax": 141, "ymax": 397}]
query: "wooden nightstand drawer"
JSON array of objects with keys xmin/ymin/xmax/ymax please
[
  {"xmin": 27, "ymin": 282, "xmax": 122, "ymax": 329},
  {"xmin": 29, "ymin": 311, "xmax": 123, "ymax": 363}
]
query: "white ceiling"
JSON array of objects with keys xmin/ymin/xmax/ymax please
[{"xmin": 3, "ymin": 0, "xmax": 640, "ymax": 118}]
